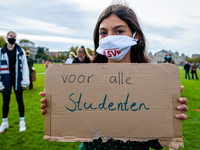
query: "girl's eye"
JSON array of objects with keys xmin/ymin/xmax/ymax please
[
  {"xmin": 116, "ymin": 30, "xmax": 124, "ymax": 34},
  {"xmin": 100, "ymin": 31, "xmax": 107, "ymax": 36}
]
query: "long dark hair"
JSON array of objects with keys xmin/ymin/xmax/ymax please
[{"xmin": 92, "ymin": 4, "xmax": 149, "ymax": 63}]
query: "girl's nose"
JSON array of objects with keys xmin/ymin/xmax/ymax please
[{"xmin": 107, "ymin": 31, "xmax": 114, "ymax": 36}]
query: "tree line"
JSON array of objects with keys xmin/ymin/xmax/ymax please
[{"xmin": 186, "ymin": 57, "xmax": 200, "ymax": 64}]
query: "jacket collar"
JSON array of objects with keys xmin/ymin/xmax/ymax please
[
  {"xmin": 1, "ymin": 44, "xmax": 7, "ymax": 53},
  {"xmin": 1, "ymin": 43, "xmax": 23, "ymax": 55}
]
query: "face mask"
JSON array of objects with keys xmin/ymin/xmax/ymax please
[
  {"xmin": 69, "ymin": 55, "xmax": 72, "ymax": 58},
  {"xmin": 96, "ymin": 32, "xmax": 138, "ymax": 61},
  {"xmin": 78, "ymin": 56, "xmax": 85, "ymax": 60},
  {"xmin": 166, "ymin": 56, "xmax": 171, "ymax": 59},
  {"xmin": 8, "ymin": 38, "xmax": 16, "ymax": 45}
]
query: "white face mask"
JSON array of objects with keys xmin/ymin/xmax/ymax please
[
  {"xmin": 96, "ymin": 32, "xmax": 138, "ymax": 61},
  {"xmin": 78, "ymin": 55, "xmax": 85, "ymax": 60}
]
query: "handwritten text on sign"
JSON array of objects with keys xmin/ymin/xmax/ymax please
[{"xmin": 61, "ymin": 71, "xmax": 149, "ymax": 112}]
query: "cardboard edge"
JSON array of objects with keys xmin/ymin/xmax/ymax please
[
  {"xmin": 159, "ymin": 94, "xmax": 184, "ymax": 149},
  {"xmin": 159, "ymin": 138, "xmax": 179, "ymax": 150},
  {"xmin": 173, "ymin": 94, "xmax": 184, "ymax": 147},
  {"xmin": 101, "ymin": 137, "xmax": 158, "ymax": 143},
  {"xmin": 43, "ymin": 135, "xmax": 51, "ymax": 140},
  {"xmin": 47, "ymin": 136, "xmax": 158, "ymax": 143},
  {"xmin": 43, "ymin": 94, "xmax": 51, "ymax": 140}
]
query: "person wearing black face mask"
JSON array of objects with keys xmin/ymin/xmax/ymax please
[
  {"xmin": 162, "ymin": 53, "xmax": 175, "ymax": 64},
  {"xmin": 0, "ymin": 31, "xmax": 30, "ymax": 133},
  {"xmin": 7, "ymin": 37, "xmax": 16, "ymax": 45}
]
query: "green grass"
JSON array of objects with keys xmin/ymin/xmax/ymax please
[
  {"xmin": 0, "ymin": 64, "xmax": 199, "ymax": 150},
  {"xmin": 33, "ymin": 63, "xmax": 45, "ymax": 73}
]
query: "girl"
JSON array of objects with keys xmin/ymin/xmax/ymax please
[
  {"xmin": 0, "ymin": 31, "xmax": 29, "ymax": 133},
  {"xmin": 162, "ymin": 53, "xmax": 175, "ymax": 64},
  {"xmin": 72, "ymin": 46, "xmax": 92, "ymax": 63},
  {"xmin": 40, "ymin": 4, "xmax": 188, "ymax": 150},
  {"xmin": 65, "ymin": 52, "xmax": 76, "ymax": 64}
]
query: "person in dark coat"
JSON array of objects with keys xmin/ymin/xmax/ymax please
[{"xmin": 184, "ymin": 61, "xmax": 191, "ymax": 79}]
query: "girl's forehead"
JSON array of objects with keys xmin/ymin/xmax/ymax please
[
  {"xmin": 8, "ymin": 32, "xmax": 17, "ymax": 37},
  {"xmin": 99, "ymin": 14, "xmax": 128, "ymax": 28},
  {"xmin": 78, "ymin": 53, "xmax": 84, "ymax": 56}
]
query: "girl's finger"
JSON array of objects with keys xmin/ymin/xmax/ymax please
[
  {"xmin": 175, "ymin": 114, "xmax": 187, "ymax": 121},
  {"xmin": 179, "ymin": 97, "xmax": 188, "ymax": 105},
  {"xmin": 39, "ymin": 92, "xmax": 45, "ymax": 97}
]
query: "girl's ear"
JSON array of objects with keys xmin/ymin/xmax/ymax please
[{"xmin": 134, "ymin": 32, "xmax": 140, "ymax": 40}]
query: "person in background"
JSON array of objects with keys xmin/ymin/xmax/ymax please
[
  {"xmin": 65, "ymin": 52, "xmax": 76, "ymax": 64},
  {"xmin": 45, "ymin": 59, "xmax": 51, "ymax": 70},
  {"xmin": 162, "ymin": 53, "xmax": 175, "ymax": 64},
  {"xmin": 72, "ymin": 46, "xmax": 92, "ymax": 63},
  {"xmin": 191, "ymin": 62, "xmax": 198, "ymax": 80},
  {"xmin": 0, "ymin": 31, "xmax": 29, "ymax": 133},
  {"xmin": 26, "ymin": 50, "xmax": 34, "ymax": 89},
  {"xmin": 184, "ymin": 61, "xmax": 191, "ymax": 79},
  {"xmin": 62, "ymin": 60, "xmax": 65, "ymax": 64},
  {"xmin": 197, "ymin": 63, "xmax": 199, "ymax": 70},
  {"xmin": 40, "ymin": 4, "xmax": 188, "ymax": 150}
]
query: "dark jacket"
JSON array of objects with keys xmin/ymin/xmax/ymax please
[
  {"xmin": 184, "ymin": 63, "xmax": 191, "ymax": 71},
  {"xmin": 72, "ymin": 57, "xmax": 90, "ymax": 63},
  {"xmin": 0, "ymin": 44, "xmax": 29, "ymax": 94},
  {"xmin": 162, "ymin": 59, "xmax": 175, "ymax": 64},
  {"xmin": 26, "ymin": 56, "xmax": 34, "ymax": 76}
]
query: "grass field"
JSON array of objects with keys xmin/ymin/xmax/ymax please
[{"xmin": 0, "ymin": 64, "xmax": 199, "ymax": 150}]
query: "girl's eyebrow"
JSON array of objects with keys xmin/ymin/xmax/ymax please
[
  {"xmin": 99, "ymin": 27, "xmax": 107, "ymax": 31},
  {"xmin": 113, "ymin": 25, "xmax": 126, "ymax": 30},
  {"xmin": 99, "ymin": 25, "xmax": 126, "ymax": 31}
]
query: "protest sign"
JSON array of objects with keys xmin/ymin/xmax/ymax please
[{"xmin": 44, "ymin": 63, "xmax": 183, "ymax": 149}]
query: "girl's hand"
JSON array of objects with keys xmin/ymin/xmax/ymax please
[
  {"xmin": 40, "ymin": 92, "xmax": 46, "ymax": 115},
  {"xmin": 175, "ymin": 86, "xmax": 188, "ymax": 121}
]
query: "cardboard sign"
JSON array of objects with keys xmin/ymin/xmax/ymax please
[{"xmin": 44, "ymin": 63, "xmax": 183, "ymax": 149}]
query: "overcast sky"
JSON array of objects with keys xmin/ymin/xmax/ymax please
[{"xmin": 0, "ymin": 0, "xmax": 200, "ymax": 57}]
